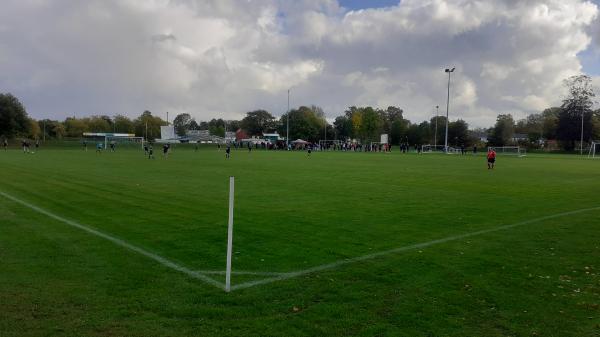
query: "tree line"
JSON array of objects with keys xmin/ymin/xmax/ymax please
[{"xmin": 1, "ymin": 76, "xmax": 597, "ymax": 150}]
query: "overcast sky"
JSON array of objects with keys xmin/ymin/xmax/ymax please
[{"xmin": 1, "ymin": 0, "xmax": 599, "ymax": 127}]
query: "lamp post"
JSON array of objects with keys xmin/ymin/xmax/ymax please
[
  {"xmin": 434, "ymin": 105, "xmax": 439, "ymax": 147},
  {"xmin": 444, "ymin": 67, "xmax": 455, "ymax": 152},
  {"xmin": 580, "ymin": 106, "xmax": 584, "ymax": 155},
  {"xmin": 287, "ymin": 89, "xmax": 290, "ymax": 150}
]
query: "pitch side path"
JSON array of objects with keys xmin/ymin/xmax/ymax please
[{"xmin": 1, "ymin": 146, "xmax": 599, "ymax": 336}]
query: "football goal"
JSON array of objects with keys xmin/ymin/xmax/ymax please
[
  {"xmin": 588, "ymin": 141, "xmax": 600, "ymax": 158},
  {"xmin": 105, "ymin": 136, "xmax": 145, "ymax": 150},
  {"xmin": 318, "ymin": 140, "xmax": 340, "ymax": 151},
  {"xmin": 421, "ymin": 144, "xmax": 446, "ymax": 153},
  {"xmin": 488, "ymin": 146, "xmax": 526, "ymax": 157}
]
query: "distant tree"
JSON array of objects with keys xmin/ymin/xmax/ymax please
[
  {"xmin": 188, "ymin": 119, "xmax": 199, "ymax": 131},
  {"xmin": 52, "ymin": 123, "xmax": 66, "ymax": 139},
  {"xmin": 333, "ymin": 116, "xmax": 353, "ymax": 141},
  {"xmin": 208, "ymin": 118, "xmax": 226, "ymax": 137},
  {"xmin": 541, "ymin": 107, "xmax": 560, "ymax": 140},
  {"xmin": 448, "ymin": 119, "xmax": 470, "ymax": 146},
  {"xmin": 390, "ymin": 118, "xmax": 409, "ymax": 145},
  {"xmin": 241, "ymin": 110, "xmax": 276, "ymax": 136},
  {"xmin": 360, "ymin": 107, "xmax": 381, "ymax": 142},
  {"xmin": 279, "ymin": 106, "xmax": 325, "ymax": 142},
  {"xmin": 429, "ymin": 116, "xmax": 447, "ymax": 145},
  {"xmin": 593, "ymin": 109, "xmax": 600, "ymax": 141},
  {"xmin": 557, "ymin": 75, "xmax": 595, "ymax": 151},
  {"xmin": 488, "ymin": 114, "xmax": 515, "ymax": 146},
  {"xmin": 173, "ymin": 113, "xmax": 192, "ymax": 136},
  {"xmin": 64, "ymin": 117, "xmax": 89, "ymax": 137},
  {"xmin": 87, "ymin": 115, "xmax": 111, "ymax": 132},
  {"xmin": 28, "ymin": 118, "xmax": 41, "ymax": 139},
  {"xmin": 0, "ymin": 93, "xmax": 30, "ymax": 138},
  {"xmin": 134, "ymin": 111, "xmax": 167, "ymax": 141},
  {"xmin": 114, "ymin": 115, "xmax": 135, "ymax": 133},
  {"xmin": 227, "ymin": 120, "xmax": 241, "ymax": 132}
]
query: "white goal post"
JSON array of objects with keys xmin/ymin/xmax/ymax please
[
  {"xmin": 421, "ymin": 144, "xmax": 446, "ymax": 153},
  {"xmin": 588, "ymin": 141, "xmax": 600, "ymax": 158},
  {"xmin": 318, "ymin": 140, "xmax": 340, "ymax": 150},
  {"xmin": 488, "ymin": 146, "xmax": 526, "ymax": 157},
  {"xmin": 105, "ymin": 136, "xmax": 145, "ymax": 150}
]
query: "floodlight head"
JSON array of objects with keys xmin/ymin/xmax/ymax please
[
  {"xmin": 451, "ymin": 67, "xmax": 455, "ymax": 72},
  {"xmin": 445, "ymin": 68, "xmax": 449, "ymax": 72}
]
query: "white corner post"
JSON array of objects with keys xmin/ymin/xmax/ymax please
[{"xmin": 225, "ymin": 176, "xmax": 235, "ymax": 292}]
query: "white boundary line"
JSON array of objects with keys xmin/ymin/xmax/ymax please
[
  {"xmin": 230, "ymin": 206, "xmax": 600, "ymax": 291},
  {"xmin": 196, "ymin": 270, "xmax": 288, "ymax": 276},
  {"xmin": 0, "ymin": 191, "xmax": 225, "ymax": 290},
  {"xmin": 3, "ymin": 190, "xmax": 599, "ymax": 293}
]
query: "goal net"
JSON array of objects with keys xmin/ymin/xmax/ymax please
[
  {"xmin": 105, "ymin": 136, "xmax": 145, "ymax": 150},
  {"xmin": 421, "ymin": 144, "xmax": 446, "ymax": 153},
  {"xmin": 588, "ymin": 142, "xmax": 600, "ymax": 158},
  {"xmin": 318, "ymin": 140, "xmax": 340, "ymax": 151},
  {"xmin": 488, "ymin": 146, "xmax": 526, "ymax": 157},
  {"xmin": 447, "ymin": 146, "xmax": 464, "ymax": 154}
]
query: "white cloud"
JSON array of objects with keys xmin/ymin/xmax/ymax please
[{"xmin": 0, "ymin": 0, "xmax": 597, "ymax": 127}]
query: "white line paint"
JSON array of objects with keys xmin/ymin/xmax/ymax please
[
  {"xmin": 0, "ymin": 191, "xmax": 225, "ymax": 290},
  {"xmin": 196, "ymin": 270, "xmax": 288, "ymax": 276},
  {"xmin": 225, "ymin": 176, "xmax": 235, "ymax": 292},
  {"xmin": 230, "ymin": 206, "xmax": 600, "ymax": 291}
]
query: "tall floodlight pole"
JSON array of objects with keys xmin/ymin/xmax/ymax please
[
  {"xmin": 580, "ymin": 106, "xmax": 584, "ymax": 155},
  {"xmin": 444, "ymin": 67, "xmax": 455, "ymax": 152},
  {"xmin": 286, "ymin": 89, "xmax": 290, "ymax": 150},
  {"xmin": 434, "ymin": 105, "xmax": 439, "ymax": 147}
]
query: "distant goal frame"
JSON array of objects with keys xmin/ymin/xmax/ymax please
[
  {"xmin": 488, "ymin": 146, "xmax": 526, "ymax": 157},
  {"xmin": 588, "ymin": 141, "xmax": 600, "ymax": 159}
]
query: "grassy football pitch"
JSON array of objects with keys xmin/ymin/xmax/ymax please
[{"xmin": 1, "ymin": 145, "xmax": 599, "ymax": 336}]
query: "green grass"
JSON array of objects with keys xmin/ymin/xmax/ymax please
[{"xmin": 1, "ymin": 145, "xmax": 599, "ymax": 336}]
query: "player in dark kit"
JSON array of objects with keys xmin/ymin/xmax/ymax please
[
  {"xmin": 163, "ymin": 144, "xmax": 169, "ymax": 158},
  {"xmin": 144, "ymin": 144, "xmax": 149, "ymax": 156},
  {"xmin": 3, "ymin": 138, "xmax": 7, "ymax": 151},
  {"xmin": 225, "ymin": 144, "xmax": 231, "ymax": 159},
  {"xmin": 148, "ymin": 145, "xmax": 154, "ymax": 159}
]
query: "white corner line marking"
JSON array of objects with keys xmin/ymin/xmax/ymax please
[
  {"xmin": 0, "ymin": 191, "xmax": 225, "ymax": 290},
  {"xmin": 230, "ymin": 206, "xmax": 600, "ymax": 291},
  {"xmin": 196, "ymin": 270, "xmax": 288, "ymax": 276}
]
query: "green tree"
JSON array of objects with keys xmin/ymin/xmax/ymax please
[
  {"xmin": 114, "ymin": 115, "xmax": 135, "ymax": 133},
  {"xmin": 28, "ymin": 118, "xmax": 41, "ymax": 139},
  {"xmin": 173, "ymin": 113, "xmax": 192, "ymax": 136},
  {"xmin": 134, "ymin": 111, "xmax": 166, "ymax": 141},
  {"xmin": 87, "ymin": 115, "xmax": 111, "ymax": 133},
  {"xmin": 64, "ymin": 117, "xmax": 89, "ymax": 137},
  {"xmin": 429, "ymin": 116, "xmax": 447, "ymax": 146},
  {"xmin": 208, "ymin": 118, "xmax": 226, "ymax": 137},
  {"xmin": 279, "ymin": 106, "xmax": 325, "ymax": 142},
  {"xmin": 359, "ymin": 107, "xmax": 382, "ymax": 143},
  {"xmin": 390, "ymin": 118, "xmax": 409, "ymax": 145},
  {"xmin": 541, "ymin": 107, "xmax": 560, "ymax": 140},
  {"xmin": 0, "ymin": 93, "xmax": 31, "ymax": 138},
  {"xmin": 448, "ymin": 119, "xmax": 470, "ymax": 146},
  {"xmin": 241, "ymin": 110, "xmax": 276, "ymax": 136},
  {"xmin": 488, "ymin": 114, "xmax": 515, "ymax": 146},
  {"xmin": 333, "ymin": 116, "xmax": 353, "ymax": 141},
  {"xmin": 557, "ymin": 75, "xmax": 595, "ymax": 151}
]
